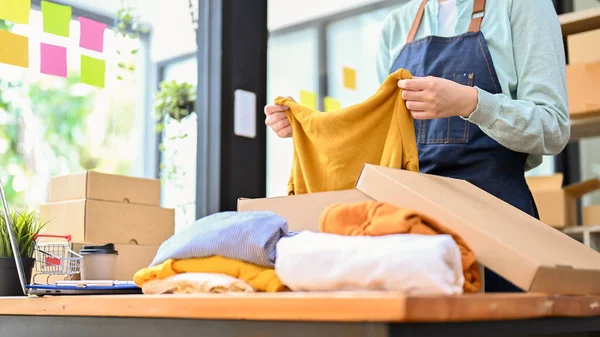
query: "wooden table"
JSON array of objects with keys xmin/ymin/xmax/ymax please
[{"xmin": 2, "ymin": 292, "xmax": 600, "ymax": 337}]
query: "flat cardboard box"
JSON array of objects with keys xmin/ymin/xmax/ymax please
[
  {"xmin": 239, "ymin": 164, "xmax": 600, "ymax": 295},
  {"xmin": 49, "ymin": 171, "xmax": 161, "ymax": 206},
  {"xmin": 71, "ymin": 242, "xmax": 158, "ymax": 281},
  {"xmin": 583, "ymin": 205, "xmax": 600, "ymax": 226},
  {"xmin": 526, "ymin": 174, "xmax": 600, "ymax": 228},
  {"xmin": 567, "ymin": 28, "xmax": 600, "ymax": 64},
  {"xmin": 40, "ymin": 199, "xmax": 174, "ymax": 245},
  {"xmin": 566, "ymin": 62, "xmax": 600, "ymax": 117}
]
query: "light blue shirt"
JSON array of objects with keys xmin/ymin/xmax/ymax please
[{"xmin": 376, "ymin": 0, "xmax": 570, "ymax": 170}]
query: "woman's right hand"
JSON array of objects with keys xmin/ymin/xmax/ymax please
[{"xmin": 264, "ymin": 103, "xmax": 293, "ymax": 138}]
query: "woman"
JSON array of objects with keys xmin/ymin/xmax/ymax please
[{"xmin": 264, "ymin": 0, "xmax": 570, "ymax": 292}]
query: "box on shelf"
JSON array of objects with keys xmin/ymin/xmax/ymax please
[
  {"xmin": 48, "ymin": 171, "xmax": 161, "ymax": 206},
  {"xmin": 567, "ymin": 28, "xmax": 600, "ymax": 64},
  {"xmin": 39, "ymin": 199, "xmax": 174, "ymax": 245},
  {"xmin": 583, "ymin": 205, "xmax": 600, "ymax": 227},
  {"xmin": 239, "ymin": 164, "xmax": 600, "ymax": 296},
  {"xmin": 526, "ymin": 174, "xmax": 600, "ymax": 229},
  {"xmin": 566, "ymin": 61, "xmax": 600, "ymax": 117}
]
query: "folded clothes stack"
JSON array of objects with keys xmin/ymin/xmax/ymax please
[{"xmin": 133, "ymin": 201, "xmax": 481, "ymax": 295}]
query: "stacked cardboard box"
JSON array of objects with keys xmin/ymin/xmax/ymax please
[
  {"xmin": 526, "ymin": 174, "xmax": 600, "ymax": 228},
  {"xmin": 566, "ymin": 28, "xmax": 600, "ymax": 117},
  {"xmin": 39, "ymin": 171, "xmax": 174, "ymax": 281}
]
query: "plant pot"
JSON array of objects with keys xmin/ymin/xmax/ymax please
[
  {"xmin": 168, "ymin": 101, "xmax": 195, "ymax": 121},
  {"xmin": 0, "ymin": 257, "xmax": 34, "ymax": 296}
]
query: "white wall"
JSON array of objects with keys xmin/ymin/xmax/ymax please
[{"xmin": 268, "ymin": 0, "xmax": 386, "ymax": 31}]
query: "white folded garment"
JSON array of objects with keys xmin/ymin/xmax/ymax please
[
  {"xmin": 142, "ymin": 273, "xmax": 255, "ymax": 294},
  {"xmin": 274, "ymin": 231, "xmax": 465, "ymax": 295}
]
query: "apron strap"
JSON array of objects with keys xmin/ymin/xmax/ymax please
[
  {"xmin": 406, "ymin": 0, "xmax": 428, "ymax": 44},
  {"xmin": 467, "ymin": 0, "xmax": 486, "ymax": 33},
  {"xmin": 406, "ymin": 0, "xmax": 487, "ymax": 44}
]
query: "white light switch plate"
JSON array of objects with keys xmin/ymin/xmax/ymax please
[{"xmin": 234, "ymin": 89, "xmax": 257, "ymax": 139}]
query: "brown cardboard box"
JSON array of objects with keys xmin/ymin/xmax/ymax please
[
  {"xmin": 583, "ymin": 205, "xmax": 600, "ymax": 226},
  {"xmin": 39, "ymin": 199, "xmax": 174, "ymax": 245},
  {"xmin": 48, "ymin": 171, "xmax": 161, "ymax": 206},
  {"xmin": 566, "ymin": 62, "xmax": 600, "ymax": 117},
  {"xmin": 71, "ymin": 242, "xmax": 158, "ymax": 281},
  {"xmin": 567, "ymin": 28, "xmax": 600, "ymax": 64},
  {"xmin": 239, "ymin": 164, "xmax": 600, "ymax": 295},
  {"xmin": 526, "ymin": 174, "xmax": 600, "ymax": 228}
]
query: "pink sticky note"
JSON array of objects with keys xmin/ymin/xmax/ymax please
[
  {"xmin": 79, "ymin": 17, "xmax": 106, "ymax": 53},
  {"xmin": 40, "ymin": 43, "xmax": 67, "ymax": 77}
]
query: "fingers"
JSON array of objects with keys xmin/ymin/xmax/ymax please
[
  {"xmin": 410, "ymin": 111, "xmax": 433, "ymax": 120},
  {"xmin": 401, "ymin": 89, "xmax": 427, "ymax": 101},
  {"xmin": 398, "ymin": 77, "xmax": 430, "ymax": 91},
  {"xmin": 264, "ymin": 104, "xmax": 289, "ymax": 115},
  {"xmin": 276, "ymin": 126, "xmax": 292, "ymax": 138},
  {"xmin": 265, "ymin": 111, "xmax": 288, "ymax": 126},
  {"xmin": 405, "ymin": 100, "xmax": 427, "ymax": 111}
]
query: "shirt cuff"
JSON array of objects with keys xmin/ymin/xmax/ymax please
[{"xmin": 461, "ymin": 87, "xmax": 499, "ymax": 129}]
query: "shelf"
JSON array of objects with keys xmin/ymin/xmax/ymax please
[
  {"xmin": 570, "ymin": 111, "xmax": 600, "ymax": 141},
  {"xmin": 559, "ymin": 8, "xmax": 600, "ymax": 36}
]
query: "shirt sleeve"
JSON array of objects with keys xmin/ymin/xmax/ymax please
[
  {"xmin": 464, "ymin": 0, "xmax": 570, "ymax": 156},
  {"xmin": 375, "ymin": 14, "xmax": 394, "ymax": 85}
]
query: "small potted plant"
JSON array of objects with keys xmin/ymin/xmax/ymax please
[
  {"xmin": 0, "ymin": 208, "xmax": 46, "ymax": 296},
  {"xmin": 154, "ymin": 80, "xmax": 196, "ymax": 125}
]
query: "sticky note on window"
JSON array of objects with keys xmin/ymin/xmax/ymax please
[
  {"xmin": 343, "ymin": 66, "xmax": 356, "ymax": 90},
  {"xmin": 80, "ymin": 54, "xmax": 106, "ymax": 88},
  {"xmin": 0, "ymin": 30, "xmax": 28, "ymax": 68},
  {"xmin": 0, "ymin": 0, "xmax": 31, "ymax": 24},
  {"xmin": 299, "ymin": 90, "xmax": 317, "ymax": 109},
  {"xmin": 324, "ymin": 96, "xmax": 341, "ymax": 112},
  {"xmin": 42, "ymin": 1, "xmax": 72, "ymax": 37},
  {"xmin": 79, "ymin": 17, "xmax": 106, "ymax": 52},
  {"xmin": 40, "ymin": 43, "xmax": 66, "ymax": 77}
]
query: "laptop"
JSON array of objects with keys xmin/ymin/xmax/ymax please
[{"xmin": 0, "ymin": 181, "xmax": 142, "ymax": 296}]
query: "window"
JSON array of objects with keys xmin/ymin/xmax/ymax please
[
  {"xmin": 157, "ymin": 55, "xmax": 198, "ymax": 231},
  {"xmin": 266, "ymin": 29, "xmax": 319, "ymax": 197},
  {"xmin": 0, "ymin": 9, "xmax": 149, "ymax": 208}
]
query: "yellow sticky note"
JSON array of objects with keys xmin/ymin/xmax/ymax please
[
  {"xmin": 81, "ymin": 54, "xmax": 106, "ymax": 88},
  {"xmin": 324, "ymin": 96, "xmax": 341, "ymax": 112},
  {"xmin": 0, "ymin": 30, "xmax": 28, "ymax": 68},
  {"xmin": 343, "ymin": 66, "xmax": 356, "ymax": 90},
  {"xmin": 299, "ymin": 90, "xmax": 317, "ymax": 109},
  {"xmin": 0, "ymin": 0, "xmax": 31, "ymax": 24}
]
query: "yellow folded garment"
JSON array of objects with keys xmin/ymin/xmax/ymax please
[
  {"xmin": 275, "ymin": 68, "xmax": 419, "ymax": 196},
  {"xmin": 133, "ymin": 256, "xmax": 286, "ymax": 292}
]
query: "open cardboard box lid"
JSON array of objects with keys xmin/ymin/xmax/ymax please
[{"xmin": 239, "ymin": 164, "xmax": 600, "ymax": 295}]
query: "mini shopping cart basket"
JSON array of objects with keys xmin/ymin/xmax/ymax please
[{"xmin": 33, "ymin": 234, "xmax": 82, "ymax": 282}]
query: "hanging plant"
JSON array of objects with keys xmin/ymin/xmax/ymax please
[
  {"xmin": 114, "ymin": 3, "xmax": 150, "ymax": 80},
  {"xmin": 154, "ymin": 80, "xmax": 196, "ymax": 129}
]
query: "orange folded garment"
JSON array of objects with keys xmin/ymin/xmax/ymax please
[{"xmin": 319, "ymin": 201, "xmax": 481, "ymax": 293}]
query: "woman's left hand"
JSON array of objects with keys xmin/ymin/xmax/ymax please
[{"xmin": 398, "ymin": 76, "xmax": 478, "ymax": 120}]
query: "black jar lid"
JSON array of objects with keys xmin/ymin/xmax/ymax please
[{"xmin": 79, "ymin": 243, "xmax": 118, "ymax": 255}]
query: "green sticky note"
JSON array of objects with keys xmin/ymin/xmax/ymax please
[
  {"xmin": 0, "ymin": 0, "xmax": 31, "ymax": 24},
  {"xmin": 80, "ymin": 55, "xmax": 106, "ymax": 88},
  {"xmin": 41, "ymin": 1, "xmax": 71, "ymax": 37}
]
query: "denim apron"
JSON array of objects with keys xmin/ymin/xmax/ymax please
[{"xmin": 390, "ymin": 0, "xmax": 539, "ymax": 292}]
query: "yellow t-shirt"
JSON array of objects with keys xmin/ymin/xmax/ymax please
[{"xmin": 275, "ymin": 68, "xmax": 419, "ymax": 196}]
